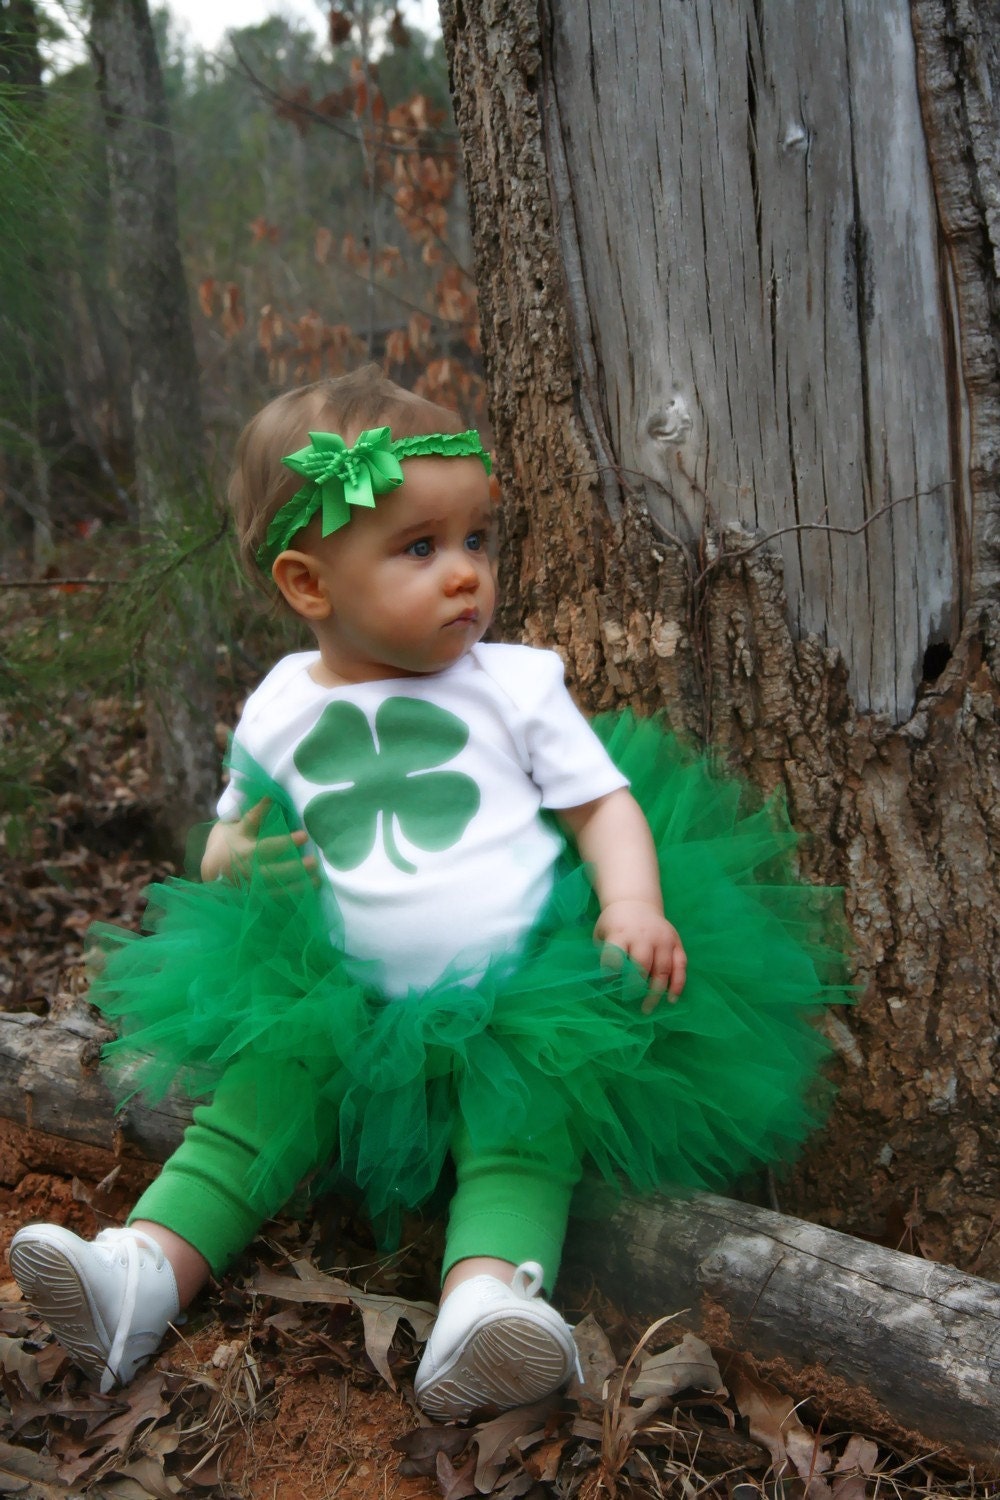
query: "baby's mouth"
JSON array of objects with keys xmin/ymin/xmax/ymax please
[{"xmin": 446, "ymin": 609, "xmax": 478, "ymax": 627}]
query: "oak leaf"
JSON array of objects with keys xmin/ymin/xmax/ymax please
[{"xmin": 252, "ymin": 1262, "xmax": 436, "ymax": 1390}]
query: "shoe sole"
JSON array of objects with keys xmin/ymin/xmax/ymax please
[
  {"xmin": 9, "ymin": 1235, "xmax": 112, "ymax": 1383},
  {"xmin": 415, "ymin": 1309, "xmax": 576, "ymax": 1421}
]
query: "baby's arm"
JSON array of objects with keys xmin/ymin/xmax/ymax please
[
  {"xmin": 201, "ymin": 799, "xmax": 315, "ymax": 884},
  {"xmin": 560, "ymin": 788, "xmax": 687, "ymax": 1012}
]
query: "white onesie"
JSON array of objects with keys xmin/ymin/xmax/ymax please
[{"xmin": 218, "ymin": 643, "xmax": 627, "ymax": 998}]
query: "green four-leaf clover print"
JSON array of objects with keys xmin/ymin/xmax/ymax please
[{"xmin": 293, "ymin": 697, "xmax": 481, "ymax": 874}]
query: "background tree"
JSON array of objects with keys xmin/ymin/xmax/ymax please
[
  {"xmin": 0, "ymin": 0, "xmax": 75, "ymax": 566},
  {"xmin": 88, "ymin": 0, "xmax": 217, "ymax": 831},
  {"xmin": 441, "ymin": 0, "xmax": 1000, "ymax": 1275}
]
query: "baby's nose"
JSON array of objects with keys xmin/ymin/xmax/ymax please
[{"xmin": 445, "ymin": 552, "xmax": 480, "ymax": 591}]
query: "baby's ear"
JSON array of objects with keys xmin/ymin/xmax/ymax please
[{"xmin": 271, "ymin": 550, "xmax": 333, "ymax": 621}]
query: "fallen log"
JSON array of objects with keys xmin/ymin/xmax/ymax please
[
  {"xmin": 3, "ymin": 1008, "xmax": 999, "ymax": 1470},
  {"xmin": 0, "ymin": 1008, "xmax": 186, "ymax": 1164},
  {"xmin": 566, "ymin": 1194, "xmax": 1000, "ymax": 1470}
]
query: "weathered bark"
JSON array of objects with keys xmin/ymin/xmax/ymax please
[
  {"xmin": 4, "ymin": 1008, "xmax": 999, "ymax": 1468},
  {"xmin": 441, "ymin": 0, "xmax": 1000, "ymax": 1274},
  {"xmin": 89, "ymin": 0, "xmax": 218, "ymax": 832}
]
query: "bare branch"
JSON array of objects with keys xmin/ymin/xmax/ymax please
[
  {"xmin": 331, "ymin": 252, "xmax": 473, "ymax": 328},
  {"xmin": 0, "ymin": 577, "xmax": 121, "ymax": 589},
  {"xmin": 230, "ymin": 47, "xmax": 462, "ymax": 158},
  {"xmin": 0, "ymin": 518, "xmax": 228, "ymax": 594}
]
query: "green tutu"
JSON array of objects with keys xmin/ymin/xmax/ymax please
[{"xmin": 90, "ymin": 714, "xmax": 850, "ymax": 1225}]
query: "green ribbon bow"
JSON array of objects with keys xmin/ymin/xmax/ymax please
[{"xmin": 260, "ymin": 427, "xmax": 404, "ymax": 565}]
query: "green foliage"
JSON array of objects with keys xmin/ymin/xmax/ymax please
[{"xmin": 0, "ymin": 491, "xmax": 310, "ymax": 846}]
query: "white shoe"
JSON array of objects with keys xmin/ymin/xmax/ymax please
[
  {"xmin": 9, "ymin": 1224, "xmax": 180, "ymax": 1394},
  {"xmin": 414, "ymin": 1261, "xmax": 579, "ymax": 1421}
]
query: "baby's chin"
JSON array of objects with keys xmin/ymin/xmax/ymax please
[{"xmin": 401, "ymin": 627, "xmax": 490, "ymax": 675}]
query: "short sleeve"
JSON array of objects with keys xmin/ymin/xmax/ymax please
[
  {"xmin": 215, "ymin": 767, "xmax": 246, "ymax": 823},
  {"xmin": 481, "ymin": 646, "xmax": 629, "ymax": 809}
]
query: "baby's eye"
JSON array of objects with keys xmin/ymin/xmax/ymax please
[
  {"xmin": 406, "ymin": 538, "xmax": 434, "ymax": 558},
  {"xmin": 465, "ymin": 531, "xmax": 485, "ymax": 553}
]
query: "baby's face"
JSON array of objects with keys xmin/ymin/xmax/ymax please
[{"xmin": 301, "ymin": 454, "xmax": 497, "ymax": 684}]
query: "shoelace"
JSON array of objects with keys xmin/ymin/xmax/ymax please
[
  {"xmin": 510, "ymin": 1261, "xmax": 545, "ymax": 1300},
  {"xmin": 510, "ymin": 1262, "xmax": 584, "ymax": 1381},
  {"xmin": 94, "ymin": 1228, "xmax": 167, "ymax": 1394}
]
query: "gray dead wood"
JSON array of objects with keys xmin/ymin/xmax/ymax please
[
  {"xmin": 566, "ymin": 1192, "xmax": 1000, "ymax": 1470},
  {"xmin": 4, "ymin": 1008, "xmax": 1000, "ymax": 1468},
  {"xmin": 0, "ymin": 1010, "xmax": 186, "ymax": 1165}
]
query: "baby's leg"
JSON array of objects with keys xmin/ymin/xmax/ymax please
[
  {"xmin": 9, "ymin": 1053, "xmax": 336, "ymax": 1392},
  {"xmin": 415, "ymin": 1126, "xmax": 581, "ymax": 1421}
]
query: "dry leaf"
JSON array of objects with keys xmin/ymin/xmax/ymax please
[
  {"xmin": 610, "ymin": 1392, "xmax": 671, "ymax": 1443},
  {"xmin": 569, "ymin": 1415, "xmax": 604, "ymax": 1441},
  {"xmin": 832, "ymin": 1434, "xmax": 880, "ymax": 1500},
  {"xmin": 520, "ymin": 1436, "xmax": 565, "ymax": 1482},
  {"xmin": 472, "ymin": 1399, "xmax": 558, "ymax": 1492},
  {"xmin": 491, "ymin": 1473, "xmax": 535, "ymax": 1500},
  {"xmin": 437, "ymin": 1447, "xmax": 479, "ymax": 1500},
  {"xmin": 392, "ymin": 1425, "xmax": 468, "ymax": 1478},
  {"xmin": 96, "ymin": 1480, "xmax": 167, "ymax": 1499},
  {"xmin": 630, "ymin": 1332, "xmax": 725, "ymax": 1401},
  {"xmin": 358, "ymin": 1302, "xmax": 406, "ymax": 1389},
  {"xmin": 0, "ymin": 1334, "xmax": 45, "ymax": 1398},
  {"xmin": 262, "ymin": 1309, "xmax": 303, "ymax": 1333},
  {"xmin": 33, "ymin": 1341, "xmax": 69, "ymax": 1384},
  {"xmin": 731, "ymin": 1368, "xmax": 832, "ymax": 1495},
  {"xmin": 55, "ymin": 1368, "xmax": 170, "ymax": 1486},
  {"xmin": 0, "ymin": 1434, "xmax": 66, "ymax": 1495},
  {"xmin": 116, "ymin": 1453, "xmax": 184, "ymax": 1497},
  {"xmin": 7, "ymin": 1387, "xmax": 113, "ymax": 1439},
  {"xmin": 567, "ymin": 1314, "xmax": 616, "ymax": 1402},
  {"xmin": 253, "ymin": 1262, "xmax": 436, "ymax": 1391}
]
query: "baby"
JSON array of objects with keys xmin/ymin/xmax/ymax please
[{"xmin": 11, "ymin": 366, "xmax": 836, "ymax": 1420}]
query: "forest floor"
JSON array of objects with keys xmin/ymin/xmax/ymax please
[{"xmin": 0, "ymin": 629, "xmax": 997, "ymax": 1498}]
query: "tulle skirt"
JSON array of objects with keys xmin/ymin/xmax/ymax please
[{"xmin": 90, "ymin": 714, "xmax": 851, "ymax": 1225}]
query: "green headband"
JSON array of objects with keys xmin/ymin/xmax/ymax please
[{"xmin": 256, "ymin": 425, "xmax": 492, "ymax": 570}]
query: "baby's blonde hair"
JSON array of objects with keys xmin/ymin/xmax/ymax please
[{"xmin": 229, "ymin": 365, "xmax": 469, "ymax": 581}]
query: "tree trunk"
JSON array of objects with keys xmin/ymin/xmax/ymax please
[
  {"xmin": 89, "ymin": 0, "xmax": 218, "ymax": 832},
  {"xmin": 441, "ymin": 0, "xmax": 1000, "ymax": 1275}
]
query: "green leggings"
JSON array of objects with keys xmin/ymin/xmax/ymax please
[{"xmin": 129, "ymin": 1055, "xmax": 578, "ymax": 1291}]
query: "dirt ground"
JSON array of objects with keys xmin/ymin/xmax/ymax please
[{"xmin": 0, "ymin": 1156, "xmax": 443, "ymax": 1500}]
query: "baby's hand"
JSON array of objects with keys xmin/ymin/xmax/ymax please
[
  {"xmin": 202, "ymin": 799, "xmax": 317, "ymax": 890},
  {"xmin": 594, "ymin": 899, "xmax": 687, "ymax": 1014}
]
